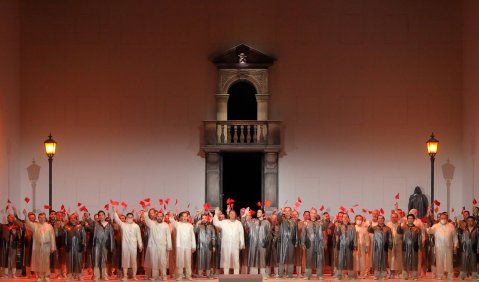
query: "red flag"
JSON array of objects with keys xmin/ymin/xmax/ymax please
[
  {"xmin": 434, "ymin": 206, "xmax": 439, "ymax": 213},
  {"xmin": 362, "ymin": 208, "xmax": 368, "ymax": 213},
  {"xmin": 159, "ymin": 209, "xmax": 164, "ymax": 214},
  {"xmin": 163, "ymin": 204, "xmax": 167, "ymax": 209},
  {"xmin": 353, "ymin": 204, "xmax": 359, "ymax": 207},
  {"xmin": 104, "ymin": 204, "xmax": 109, "ymax": 210},
  {"xmin": 187, "ymin": 203, "xmax": 190, "ymax": 209},
  {"xmin": 452, "ymin": 208, "xmax": 455, "ymax": 213},
  {"xmin": 340, "ymin": 206, "xmax": 347, "ymax": 212},
  {"xmin": 80, "ymin": 206, "xmax": 88, "ymax": 212},
  {"xmin": 226, "ymin": 198, "xmax": 235, "ymax": 204},
  {"xmin": 297, "ymin": 196, "xmax": 302, "ymax": 203},
  {"xmin": 7, "ymin": 199, "xmax": 11, "ymax": 204},
  {"xmin": 250, "ymin": 210, "xmax": 256, "ymax": 215},
  {"xmin": 159, "ymin": 199, "xmax": 164, "ymax": 205},
  {"xmin": 61, "ymin": 204, "xmax": 65, "ymax": 211},
  {"xmin": 144, "ymin": 198, "xmax": 151, "ymax": 202},
  {"xmin": 165, "ymin": 198, "xmax": 170, "ymax": 205},
  {"xmin": 175, "ymin": 199, "xmax": 178, "ymax": 205},
  {"xmin": 400, "ymin": 211, "xmax": 406, "ymax": 218},
  {"xmin": 350, "ymin": 208, "xmax": 355, "ymax": 214},
  {"xmin": 257, "ymin": 202, "xmax": 261, "ymax": 207},
  {"xmin": 264, "ymin": 200, "xmax": 271, "ymax": 207},
  {"xmin": 139, "ymin": 200, "xmax": 145, "ymax": 206},
  {"xmin": 421, "ymin": 216, "xmax": 427, "ymax": 223},
  {"xmin": 395, "ymin": 193, "xmax": 400, "ymax": 200},
  {"xmin": 434, "ymin": 200, "xmax": 441, "ymax": 206},
  {"xmin": 110, "ymin": 200, "xmax": 119, "ymax": 206},
  {"xmin": 77, "ymin": 202, "xmax": 82, "ymax": 207},
  {"xmin": 44, "ymin": 205, "xmax": 51, "ymax": 210},
  {"xmin": 121, "ymin": 201, "xmax": 127, "ymax": 208},
  {"xmin": 320, "ymin": 205, "xmax": 325, "ymax": 211},
  {"xmin": 474, "ymin": 198, "xmax": 478, "ymax": 205},
  {"xmin": 203, "ymin": 203, "xmax": 211, "ymax": 211},
  {"xmin": 24, "ymin": 197, "xmax": 30, "ymax": 203},
  {"xmin": 380, "ymin": 208, "xmax": 384, "ymax": 214}
]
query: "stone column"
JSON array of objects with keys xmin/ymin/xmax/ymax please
[
  {"xmin": 256, "ymin": 94, "xmax": 270, "ymax": 121},
  {"xmin": 216, "ymin": 94, "xmax": 229, "ymax": 120},
  {"xmin": 263, "ymin": 152, "xmax": 279, "ymax": 210},
  {"xmin": 205, "ymin": 152, "xmax": 221, "ymax": 209}
]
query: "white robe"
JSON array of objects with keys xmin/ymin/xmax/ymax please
[
  {"xmin": 113, "ymin": 212, "xmax": 143, "ymax": 268},
  {"xmin": 25, "ymin": 218, "xmax": 56, "ymax": 273},
  {"xmin": 213, "ymin": 215, "xmax": 245, "ymax": 271},
  {"xmin": 170, "ymin": 217, "xmax": 196, "ymax": 269},
  {"xmin": 144, "ymin": 216, "xmax": 172, "ymax": 272},
  {"xmin": 427, "ymin": 222, "xmax": 458, "ymax": 275}
]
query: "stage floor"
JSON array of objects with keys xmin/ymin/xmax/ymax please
[{"xmin": 0, "ymin": 273, "xmax": 460, "ymax": 282}]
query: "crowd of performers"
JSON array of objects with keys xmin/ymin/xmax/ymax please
[{"xmin": 2, "ymin": 199, "xmax": 479, "ymax": 282}]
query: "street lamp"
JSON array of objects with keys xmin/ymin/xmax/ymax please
[
  {"xmin": 44, "ymin": 134, "xmax": 57, "ymax": 212},
  {"xmin": 426, "ymin": 133, "xmax": 439, "ymax": 214}
]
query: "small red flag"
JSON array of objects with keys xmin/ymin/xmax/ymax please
[
  {"xmin": 80, "ymin": 206, "xmax": 88, "ymax": 212},
  {"xmin": 165, "ymin": 198, "xmax": 170, "ymax": 205},
  {"xmin": 264, "ymin": 200, "xmax": 272, "ymax": 207},
  {"xmin": 44, "ymin": 205, "xmax": 51, "ymax": 210},
  {"xmin": 77, "ymin": 202, "xmax": 82, "ymax": 207},
  {"xmin": 434, "ymin": 200, "xmax": 441, "ymax": 206},
  {"xmin": 203, "ymin": 203, "xmax": 211, "ymax": 211},
  {"xmin": 110, "ymin": 200, "xmax": 119, "ymax": 206},
  {"xmin": 362, "ymin": 208, "xmax": 368, "ymax": 213},
  {"xmin": 297, "ymin": 196, "xmax": 302, "ymax": 203},
  {"xmin": 452, "ymin": 208, "xmax": 455, "ymax": 213},
  {"xmin": 175, "ymin": 199, "xmax": 178, "ymax": 205},
  {"xmin": 24, "ymin": 197, "xmax": 30, "ymax": 203},
  {"xmin": 350, "ymin": 208, "xmax": 355, "ymax": 214},
  {"xmin": 144, "ymin": 198, "xmax": 151, "ymax": 202},
  {"xmin": 434, "ymin": 206, "xmax": 439, "ymax": 213},
  {"xmin": 380, "ymin": 208, "xmax": 385, "ymax": 214},
  {"xmin": 474, "ymin": 198, "xmax": 478, "ymax": 205},
  {"xmin": 395, "ymin": 193, "xmax": 400, "ymax": 200},
  {"xmin": 61, "ymin": 204, "xmax": 65, "ymax": 211},
  {"xmin": 7, "ymin": 199, "xmax": 11, "ymax": 204},
  {"xmin": 163, "ymin": 204, "xmax": 167, "ymax": 209},
  {"xmin": 250, "ymin": 210, "xmax": 256, "ymax": 215},
  {"xmin": 187, "ymin": 203, "xmax": 190, "ymax": 209},
  {"xmin": 353, "ymin": 204, "xmax": 359, "ymax": 207},
  {"xmin": 121, "ymin": 201, "xmax": 127, "ymax": 208},
  {"xmin": 159, "ymin": 199, "xmax": 164, "ymax": 205},
  {"xmin": 5, "ymin": 205, "xmax": 9, "ymax": 210},
  {"xmin": 257, "ymin": 202, "xmax": 261, "ymax": 207},
  {"xmin": 320, "ymin": 205, "xmax": 325, "ymax": 211},
  {"xmin": 340, "ymin": 206, "xmax": 347, "ymax": 212},
  {"xmin": 104, "ymin": 204, "xmax": 109, "ymax": 210}
]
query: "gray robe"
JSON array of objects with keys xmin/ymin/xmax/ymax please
[
  {"xmin": 64, "ymin": 223, "xmax": 86, "ymax": 274},
  {"xmin": 458, "ymin": 226, "xmax": 479, "ymax": 273},
  {"xmin": 87, "ymin": 219, "xmax": 115, "ymax": 269},
  {"xmin": 397, "ymin": 224, "xmax": 421, "ymax": 271},
  {"xmin": 194, "ymin": 222, "xmax": 216, "ymax": 270},
  {"xmin": 368, "ymin": 224, "xmax": 392, "ymax": 272},
  {"xmin": 335, "ymin": 223, "xmax": 356, "ymax": 271},
  {"xmin": 0, "ymin": 223, "xmax": 21, "ymax": 269},
  {"xmin": 243, "ymin": 218, "xmax": 271, "ymax": 268},
  {"xmin": 302, "ymin": 220, "xmax": 327, "ymax": 271},
  {"xmin": 277, "ymin": 212, "xmax": 298, "ymax": 265}
]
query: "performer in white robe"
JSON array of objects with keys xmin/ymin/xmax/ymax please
[
  {"xmin": 169, "ymin": 211, "xmax": 196, "ymax": 281},
  {"xmin": 144, "ymin": 209, "xmax": 172, "ymax": 281},
  {"xmin": 213, "ymin": 207, "xmax": 245, "ymax": 275},
  {"xmin": 23, "ymin": 209, "xmax": 56, "ymax": 282},
  {"xmin": 353, "ymin": 215, "xmax": 369, "ymax": 279},
  {"xmin": 112, "ymin": 208, "xmax": 143, "ymax": 281},
  {"xmin": 427, "ymin": 212, "xmax": 458, "ymax": 280}
]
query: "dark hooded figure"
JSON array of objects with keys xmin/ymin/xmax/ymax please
[{"xmin": 408, "ymin": 186, "xmax": 429, "ymax": 219}]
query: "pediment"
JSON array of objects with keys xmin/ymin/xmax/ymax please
[{"xmin": 213, "ymin": 44, "xmax": 275, "ymax": 69}]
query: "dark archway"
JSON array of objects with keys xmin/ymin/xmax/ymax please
[{"xmin": 227, "ymin": 81, "xmax": 257, "ymax": 120}]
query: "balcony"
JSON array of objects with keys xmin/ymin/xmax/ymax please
[{"xmin": 203, "ymin": 120, "xmax": 281, "ymax": 152}]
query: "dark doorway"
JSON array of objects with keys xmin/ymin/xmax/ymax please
[
  {"xmin": 222, "ymin": 152, "xmax": 262, "ymax": 214},
  {"xmin": 227, "ymin": 81, "xmax": 257, "ymax": 120}
]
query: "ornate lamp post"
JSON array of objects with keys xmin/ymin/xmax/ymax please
[
  {"xmin": 426, "ymin": 133, "xmax": 439, "ymax": 214},
  {"xmin": 44, "ymin": 134, "xmax": 57, "ymax": 212}
]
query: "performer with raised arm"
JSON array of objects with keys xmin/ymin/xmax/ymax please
[
  {"xmin": 213, "ymin": 207, "xmax": 245, "ymax": 275},
  {"xmin": 23, "ymin": 208, "xmax": 56, "ymax": 282},
  {"xmin": 64, "ymin": 213, "xmax": 86, "ymax": 281},
  {"xmin": 335, "ymin": 213, "xmax": 356, "ymax": 280},
  {"xmin": 242, "ymin": 207, "xmax": 271, "ymax": 278},
  {"xmin": 143, "ymin": 208, "xmax": 172, "ymax": 281},
  {"xmin": 112, "ymin": 207, "xmax": 143, "ymax": 281},
  {"xmin": 353, "ymin": 215, "xmax": 369, "ymax": 279},
  {"xmin": 195, "ymin": 212, "xmax": 216, "ymax": 279},
  {"xmin": 1, "ymin": 213, "xmax": 21, "ymax": 278},
  {"xmin": 367, "ymin": 214, "xmax": 392, "ymax": 280},
  {"xmin": 397, "ymin": 214, "xmax": 422, "ymax": 280},
  {"xmin": 169, "ymin": 211, "xmax": 196, "ymax": 281},
  {"xmin": 85, "ymin": 210, "xmax": 115, "ymax": 282},
  {"xmin": 301, "ymin": 208, "xmax": 326, "ymax": 280}
]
